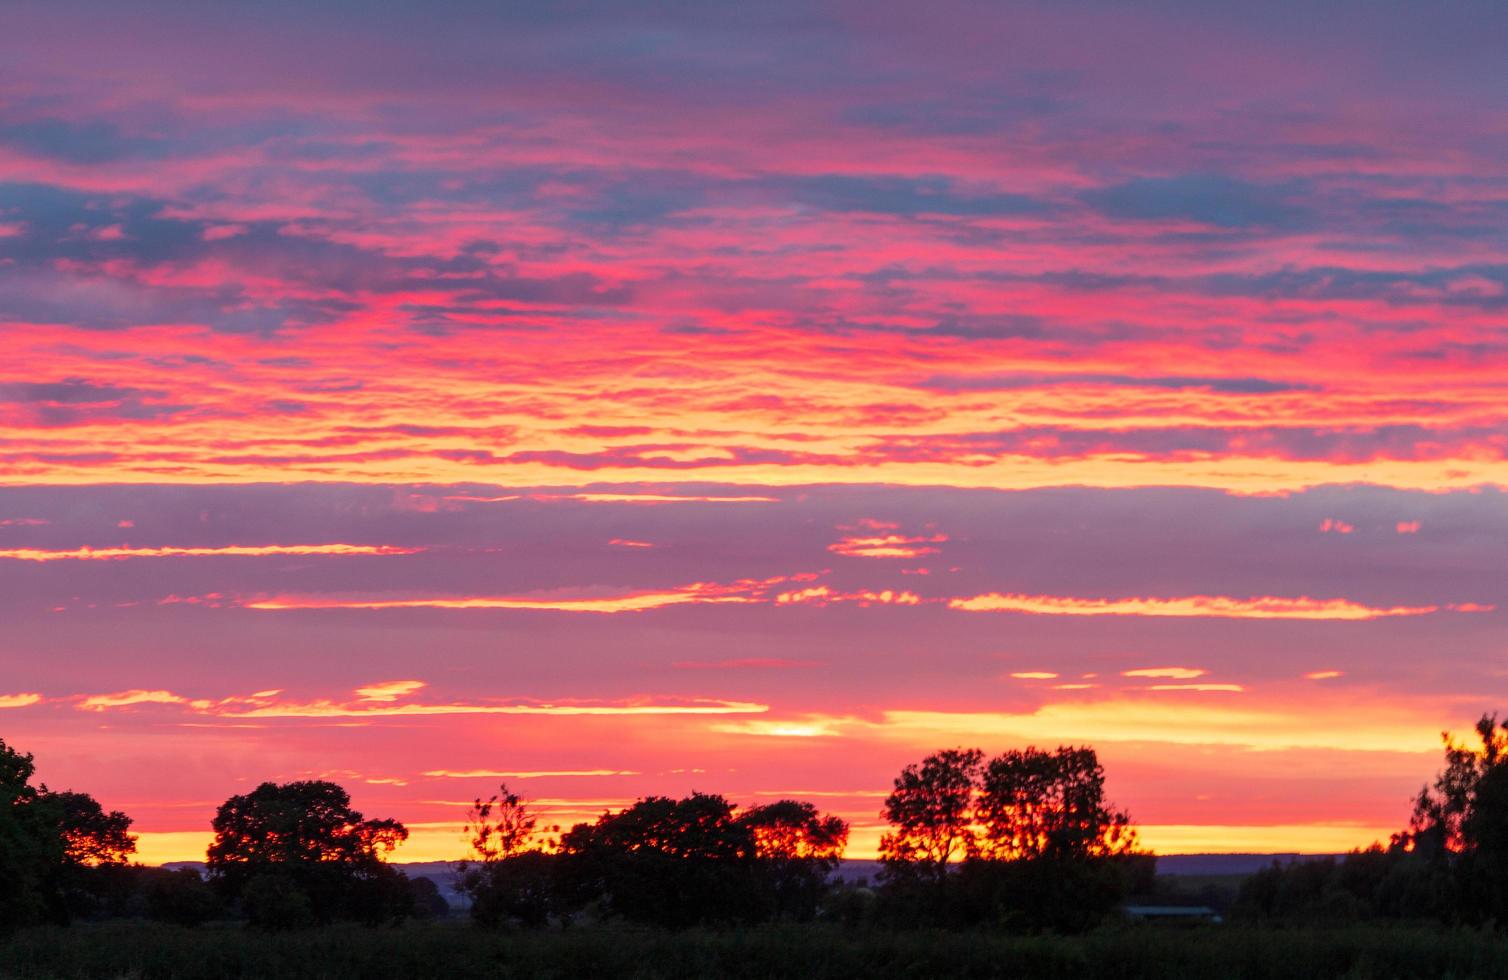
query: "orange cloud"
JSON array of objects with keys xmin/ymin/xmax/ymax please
[
  {"xmin": 447, "ymin": 493, "xmax": 778, "ymax": 504},
  {"xmin": 355, "ymin": 680, "xmax": 427, "ymax": 702},
  {"xmin": 1305, "ymin": 670, "xmax": 1344, "ymax": 680},
  {"xmin": 67, "ymin": 682, "xmax": 769, "ymax": 722},
  {"xmin": 0, "ymin": 693, "xmax": 42, "ymax": 709},
  {"xmin": 828, "ymin": 531, "xmax": 947, "ymax": 559},
  {"xmin": 1124, "ymin": 667, "xmax": 1207, "ymax": 679},
  {"xmin": 1010, "ymin": 671, "xmax": 1059, "ymax": 680},
  {"xmin": 0, "ymin": 544, "xmax": 419, "ymax": 562},
  {"xmin": 948, "ymin": 592, "xmax": 1480, "ymax": 620},
  {"xmin": 78, "ymin": 690, "xmax": 192, "ymax": 711},
  {"xmin": 245, "ymin": 584, "xmax": 756, "ymax": 614},
  {"xmin": 421, "ymin": 769, "xmax": 640, "ymax": 779},
  {"xmin": 772, "ymin": 586, "xmax": 921, "ymax": 606},
  {"xmin": 709, "ymin": 718, "xmax": 851, "ymax": 737}
]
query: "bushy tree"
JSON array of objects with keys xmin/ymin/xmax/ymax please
[
  {"xmin": 559, "ymin": 793, "xmax": 759, "ymax": 928},
  {"xmin": 1402, "ymin": 713, "xmax": 1508, "ymax": 923},
  {"xmin": 877, "ymin": 744, "xmax": 1145, "ymax": 930},
  {"xmin": 879, "ymin": 748, "xmax": 983, "ymax": 880},
  {"xmin": 975, "ymin": 747, "xmax": 1138, "ymax": 861},
  {"xmin": 738, "ymin": 800, "xmax": 849, "ymax": 921},
  {"xmin": 0, "ymin": 737, "xmax": 136, "ymax": 929},
  {"xmin": 206, "ymin": 780, "xmax": 408, "ymax": 924}
]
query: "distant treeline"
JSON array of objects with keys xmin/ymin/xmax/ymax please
[{"xmin": 3, "ymin": 713, "xmax": 1507, "ymax": 934}]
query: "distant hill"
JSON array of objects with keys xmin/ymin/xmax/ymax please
[
  {"xmin": 168, "ymin": 853, "xmax": 1336, "ymax": 890},
  {"xmin": 829, "ymin": 853, "xmax": 1338, "ymax": 884}
]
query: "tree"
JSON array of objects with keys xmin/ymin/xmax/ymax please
[
  {"xmin": 0, "ymin": 738, "xmax": 48, "ymax": 930},
  {"xmin": 456, "ymin": 783, "xmax": 557, "ymax": 927},
  {"xmin": 1402, "ymin": 713, "xmax": 1508, "ymax": 922},
  {"xmin": 206, "ymin": 780, "xmax": 408, "ymax": 923},
  {"xmin": 1404, "ymin": 714, "xmax": 1508, "ymax": 858},
  {"xmin": 463, "ymin": 783, "xmax": 543, "ymax": 864},
  {"xmin": 878, "ymin": 745, "xmax": 1146, "ymax": 930},
  {"xmin": 0, "ymin": 737, "xmax": 136, "ymax": 928},
  {"xmin": 738, "ymin": 800, "xmax": 849, "ymax": 920},
  {"xmin": 878, "ymin": 748, "xmax": 983, "ymax": 878},
  {"xmin": 974, "ymin": 746, "xmax": 1137, "ymax": 861},
  {"xmin": 142, "ymin": 867, "xmax": 221, "ymax": 926},
  {"xmin": 43, "ymin": 791, "xmax": 136, "ymax": 867},
  {"xmin": 558, "ymin": 793, "xmax": 759, "ymax": 927}
]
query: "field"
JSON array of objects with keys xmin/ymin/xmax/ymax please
[{"xmin": 4, "ymin": 922, "xmax": 1508, "ymax": 980}]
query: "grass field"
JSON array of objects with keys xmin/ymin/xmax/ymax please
[{"xmin": 3, "ymin": 922, "xmax": 1508, "ymax": 980}]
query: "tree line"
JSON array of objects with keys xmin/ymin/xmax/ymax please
[{"xmin": 3, "ymin": 712, "xmax": 1507, "ymax": 933}]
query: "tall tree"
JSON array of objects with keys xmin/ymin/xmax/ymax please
[
  {"xmin": 974, "ymin": 746, "xmax": 1137, "ymax": 861},
  {"xmin": 878, "ymin": 748, "xmax": 983, "ymax": 877}
]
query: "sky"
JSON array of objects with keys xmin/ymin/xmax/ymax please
[{"xmin": 2, "ymin": 0, "xmax": 1506, "ymax": 863}]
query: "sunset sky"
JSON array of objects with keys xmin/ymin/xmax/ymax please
[{"xmin": 3, "ymin": 1, "xmax": 1506, "ymax": 864}]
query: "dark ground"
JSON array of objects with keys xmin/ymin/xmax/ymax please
[{"xmin": 3, "ymin": 921, "xmax": 1507, "ymax": 980}]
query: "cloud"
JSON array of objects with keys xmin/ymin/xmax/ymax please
[
  {"xmin": 1081, "ymin": 175, "xmax": 1310, "ymax": 230},
  {"xmin": 949, "ymin": 593, "xmax": 1483, "ymax": 620},
  {"xmin": 77, "ymin": 690, "xmax": 193, "ymax": 711},
  {"xmin": 66, "ymin": 681, "xmax": 769, "ymax": 721},
  {"xmin": 447, "ymin": 493, "xmax": 779, "ymax": 504},
  {"xmin": 828, "ymin": 531, "xmax": 947, "ymax": 559},
  {"xmin": 421, "ymin": 769, "xmax": 640, "ymax": 778},
  {"xmin": 355, "ymin": 680, "xmax": 426, "ymax": 702},
  {"xmin": 709, "ymin": 719, "xmax": 850, "ymax": 738},
  {"xmin": 244, "ymin": 583, "xmax": 761, "ymax": 613},
  {"xmin": 0, "ymin": 693, "xmax": 41, "ymax": 709},
  {"xmin": 1123, "ymin": 667, "xmax": 1207, "ymax": 679},
  {"xmin": 915, "ymin": 373, "xmax": 1312, "ymax": 395},
  {"xmin": 0, "ymin": 543, "xmax": 419, "ymax": 562}
]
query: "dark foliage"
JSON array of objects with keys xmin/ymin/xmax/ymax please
[
  {"xmin": 142, "ymin": 867, "xmax": 221, "ymax": 926},
  {"xmin": 877, "ymin": 745, "xmax": 1147, "ymax": 930},
  {"xmin": 0, "ymin": 736, "xmax": 136, "ymax": 931},
  {"xmin": 558, "ymin": 793, "xmax": 762, "ymax": 927},
  {"xmin": 205, "ymin": 780, "xmax": 410, "ymax": 926},
  {"xmin": 1240, "ymin": 714, "xmax": 1508, "ymax": 927},
  {"xmin": 7, "ymin": 922, "xmax": 1508, "ymax": 980}
]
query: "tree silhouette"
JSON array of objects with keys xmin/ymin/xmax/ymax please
[
  {"xmin": 463, "ymin": 783, "xmax": 545, "ymax": 863},
  {"xmin": 0, "ymin": 737, "xmax": 136, "ymax": 928},
  {"xmin": 1402, "ymin": 713, "xmax": 1508, "ymax": 922},
  {"xmin": 0, "ymin": 737, "xmax": 47, "ymax": 930},
  {"xmin": 206, "ymin": 780, "xmax": 407, "ymax": 924},
  {"xmin": 878, "ymin": 747, "xmax": 983, "ymax": 878},
  {"xmin": 456, "ymin": 783, "xmax": 557, "ymax": 927},
  {"xmin": 558, "ymin": 793, "xmax": 759, "ymax": 927},
  {"xmin": 877, "ymin": 745, "xmax": 1146, "ymax": 929},
  {"xmin": 738, "ymin": 800, "xmax": 849, "ymax": 920},
  {"xmin": 974, "ymin": 746, "xmax": 1137, "ymax": 861},
  {"xmin": 1405, "ymin": 714, "xmax": 1508, "ymax": 858}
]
